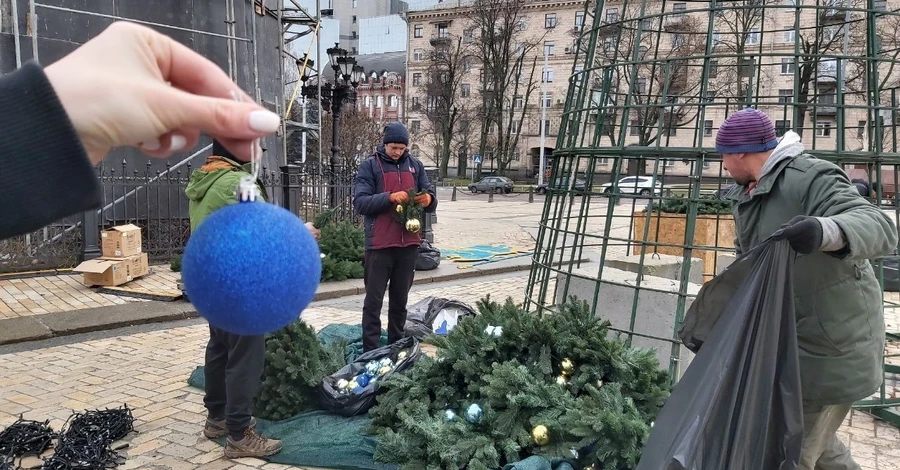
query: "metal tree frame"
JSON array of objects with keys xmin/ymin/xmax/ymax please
[{"xmin": 525, "ymin": 0, "xmax": 900, "ymax": 426}]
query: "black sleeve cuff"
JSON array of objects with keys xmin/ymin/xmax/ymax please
[{"xmin": 0, "ymin": 61, "xmax": 102, "ymax": 240}]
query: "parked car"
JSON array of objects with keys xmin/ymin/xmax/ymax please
[
  {"xmin": 536, "ymin": 177, "xmax": 588, "ymax": 194},
  {"xmin": 468, "ymin": 176, "xmax": 515, "ymax": 194},
  {"xmin": 598, "ymin": 176, "xmax": 662, "ymax": 196}
]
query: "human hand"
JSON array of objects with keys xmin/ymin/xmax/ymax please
[
  {"xmin": 389, "ymin": 191, "xmax": 410, "ymax": 204},
  {"xmin": 414, "ymin": 193, "xmax": 432, "ymax": 207},
  {"xmin": 43, "ymin": 21, "xmax": 281, "ymax": 165},
  {"xmin": 305, "ymin": 222, "xmax": 320, "ymax": 240},
  {"xmin": 772, "ymin": 215, "xmax": 823, "ymax": 254}
]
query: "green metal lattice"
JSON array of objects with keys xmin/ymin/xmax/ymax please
[{"xmin": 524, "ymin": 0, "xmax": 900, "ymax": 427}]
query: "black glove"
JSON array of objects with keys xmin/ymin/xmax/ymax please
[{"xmin": 772, "ymin": 215, "xmax": 823, "ymax": 254}]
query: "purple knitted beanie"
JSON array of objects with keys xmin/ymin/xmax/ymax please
[{"xmin": 716, "ymin": 108, "xmax": 779, "ymax": 154}]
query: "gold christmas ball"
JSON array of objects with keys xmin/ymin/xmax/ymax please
[
  {"xmin": 396, "ymin": 204, "xmax": 404, "ymax": 213},
  {"xmin": 378, "ymin": 365, "xmax": 392, "ymax": 376},
  {"xmin": 405, "ymin": 219, "xmax": 421, "ymax": 232},
  {"xmin": 398, "ymin": 350, "xmax": 409, "ymax": 360},
  {"xmin": 561, "ymin": 358, "xmax": 575, "ymax": 374},
  {"xmin": 555, "ymin": 375, "xmax": 568, "ymax": 386},
  {"xmin": 531, "ymin": 425, "xmax": 550, "ymax": 446}
]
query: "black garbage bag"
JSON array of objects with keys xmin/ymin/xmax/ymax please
[
  {"xmin": 404, "ymin": 296, "xmax": 477, "ymax": 340},
  {"xmin": 640, "ymin": 239, "xmax": 803, "ymax": 470},
  {"xmin": 318, "ymin": 337, "xmax": 423, "ymax": 417},
  {"xmin": 416, "ymin": 239, "xmax": 441, "ymax": 271},
  {"xmin": 881, "ymin": 258, "xmax": 900, "ymax": 292}
]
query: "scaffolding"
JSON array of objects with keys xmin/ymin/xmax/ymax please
[{"xmin": 525, "ymin": 0, "xmax": 900, "ymax": 426}]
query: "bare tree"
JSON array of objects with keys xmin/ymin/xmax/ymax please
[
  {"xmin": 469, "ymin": 0, "xmax": 546, "ymax": 175},
  {"xmin": 419, "ymin": 34, "xmax": 473, "ymax": 177},
  {"xmin": 310, "ymin": 107, "xmax": 383, "ymax": 171}
]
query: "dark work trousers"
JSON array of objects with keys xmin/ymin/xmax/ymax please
[
  {"xmin": 362, "ymin": 245, "xmax": 419, "ymax": 351},
  {"xmin": 202, "ymin": 326, "xmax": 265, "ymax": 438}
]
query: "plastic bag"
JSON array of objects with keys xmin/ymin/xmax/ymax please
[
  {"xmin": 639, "ymin": 239, "xmax": 803, "ymax": 470},
  {"xmin": 318, "ymin": 337, "xmax": 422, "ymax": 417},
  {"xmin": 415, "ymin": 239, "xmax": 441, "ymax": 271},
  {"xmin": 404, "ymin": 296, "xmax": 477, "ymax": 340}
]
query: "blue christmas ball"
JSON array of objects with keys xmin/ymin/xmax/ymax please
[
  {"xmin": 356, "ymin": 374, "xmax": 371, "ymax": 387},
  {"xmin": 465, "ymin": 404, "xmax": 483, "ymax": 424},
  {"xmin": 182, "ymin": 201, "xmax": 321, "ymax": 335}
]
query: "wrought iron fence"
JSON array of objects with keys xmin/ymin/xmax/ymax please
[{"xmin": 0, "ymin": 160, "xmax": 358, "ymax": 274}]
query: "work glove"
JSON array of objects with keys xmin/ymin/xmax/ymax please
[
  {"xmin": 389, "ymin": 191, "xmax": 410, "ymax": 204},
  {"xmin": 414, "ymin": 193, "xmax": 432, "ymax": 207},
  {"xmin": 772, "ymin": 215, "xmax": 823, "ymax": 254}
]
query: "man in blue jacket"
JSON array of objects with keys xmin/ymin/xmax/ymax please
[{"xmin": 353, "ymin": 122, "xmax": 437, "ymax": 351}]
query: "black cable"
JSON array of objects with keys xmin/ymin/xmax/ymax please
[
  {"xmin": 0, "ymin": 416, "xmax": 56, "ymax": 464},
  {"xmin": 39, "ymin": 405, "xmax": 135, "ymax": 470}
]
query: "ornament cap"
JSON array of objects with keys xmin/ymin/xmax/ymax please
[{"xmin": 237, "ymin": 174, "xmax": 261, "ymax": 203}]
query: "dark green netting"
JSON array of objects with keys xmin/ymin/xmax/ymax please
[{"xmin": 185, "ymin": 323, "xmax": 563, "ymax": 469}]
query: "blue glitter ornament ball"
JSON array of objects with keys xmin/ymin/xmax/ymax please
[{"xmin": 182, "ymin": 201, "xmax": 321, "ymax": 335}]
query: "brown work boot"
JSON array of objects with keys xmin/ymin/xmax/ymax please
[
  {"xmin": 224, "ymin": 427, "xmax": 283, "ymax": 459},
  {"xmin": 203, "ymin": 416, "xmax": 257, "ymax": 439}
]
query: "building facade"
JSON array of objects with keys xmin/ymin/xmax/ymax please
[
  {"xmin": 331, "ymin": 0, "xmax": 408, "ymax": 54},
  {"xmin": 405, "ymin": 0, "xmax": 899, "ymax": 180}
]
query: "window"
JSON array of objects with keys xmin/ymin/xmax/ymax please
[
  {"xmin": 352, "ymin": 31, "xmax": 358, "ymax": 39},
  {"xmin": 464, "ymin": 59, "xmax": 472, "ymax": 72},
  {"xmin": 376, "ymin": 96, "xmax": 383, "ymax": 108},
  {"xmin": 775, "ymin": 120, "xmax": 791, "ymax": 137},
  {"xmin": 438, "ymin": 23, "xmax": 449, "ymax": 38},
  {"xmin": 630, "ymin": 120, "xmax": 641, "ymax": 136},
  {"xmin": 641, "ymin": 18, "xmax": 652, "ymax": 29},
  {"xmin": 412, "ymin": 97, "xmax": 421, "ymax": 109},
  {"xmin": 704, "ymin": 120, "xmax": 713, "ymax": 136},
  {"xmin": 708, "ymin": 60, "xmax": 718, "ymax": 78},
  {"xmin": 606, "ymin": 8, "xmax": 619, "ymax": 22},
  {"xmin": 544, "ymin": 41, "xmax": 555, "ymax": 56},
  {"xmin": 352, "ymin": 15, "xmax": 357, "ymax": 24},
  {"xmin": 636, "ymin": 78, "xmax": 647, "ymax": 93},
  {"xmin": 664, "ymin": 159, "xmax": 676, "ymax": 167},
  {"xmin": 747, "ymin": 28, "xmax": 760, "ymax": 45},
  {"xmin": 461, "ymin": 84, "xmax": 471, "ymax": 98},
  {"xmin": 463, "ymin": 29, "xmax": 474, "ymax": 43},
  {"xmin": 816, "ymin": 121, "xmax": 832, "ymax": 137},
  {"xmin": 542, "ymin": 120, "xmax": 551, "ymax": 134},
  {"xmin": 575, "ymin": 11, "xmax": 585, "ymax": 29},
  {"xmin": 783, "ymin": 27, "xmax": 795, "ymax": 43},
  {"xmin": 781, "ymin": 58, "xmax": 795, "ymax": 74},
  {"xmin": 545, "ymin": 13, "xmax": 558, "ymax": 28},
  {"xmin": 704, "ymin": 90, "xmax": 717, "ymax": 102},
  {"xmin": 414, "ymin": 49, "xmax": 424, "ymax": 61},
  {"xmin": 672, "ymin": 33, "xmax": 685, "ymax": 48},
  {"xmin": 858, "ymin": 120, "xmax": 867, "ymax": 138},
  {"xmin": 411, "ymin": 120, "xmax": 421, "ymax": 133},
  {"xmin": 712, "ymin": 30, "xmax": 722, "ymax": 45},
  {"xmin": 603, "ymin": 37, "xmax": 616, "ymax": 52},
  {"xmin": 389, "ymin": 96, "xmax": 398, "ymax": 107},
  {"xmin": 778, "ymin": 89, "xmax": 793, "ymax": 103},
  {"xmin": 542, "ymin": 92, "xmax": 552, "ymax": 108},
  {"xmin": 819, "ymin": 91, "xmax": 836, "ymax": 105},
  {"xmin": 413, "ymin": 73, "xmax": 421, "ymax": 86},
  {"xmin": 353, "ymin": 0, "xmax": 357, "ymax": 6},
  {"xmin": 511, "ymin": 121, "xmax": 521, "ymax": 134},
  {"xmin": 351, "ymin": 46, "xmax": 357, "ymax": 54},
  {"xmin": 365, "ymin": 96, "xmax": 371, "ymax": 107},
  {"xmin": 513, "ymin": 149, "xmax": 521, "ymax": 161},
  {"xmin": 542, "ymin": 67, "xmax": 554, "ymax": 82},
  {"xmin": 874, "ymin": 0, "xmax": 887, "ymax": 10},
  {"xmin": 514, "ymin": 95, "xmax": 524, "ymax": 109},
  {"xmin": 414, "ymin": 25, "xmax": 423, "ymax": 38}
]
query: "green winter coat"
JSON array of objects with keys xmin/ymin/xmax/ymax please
[
  {"xmin": 185, "ymin": 156, "xmax": 269, "ymax": 231},
  {"xmin": 726, "ymin": 132, "xmax": 897, "ymax": 406}
]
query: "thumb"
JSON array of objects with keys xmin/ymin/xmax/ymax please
[{"xmin": 162, "ymin": 88, "xmax": 281, "ymax": 140}]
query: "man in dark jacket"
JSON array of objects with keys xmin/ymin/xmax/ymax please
[
  {"xmin": 353, "ymin": 122, "xmax": 437, "ymax": 351},
  {"xmin": 717, "ymin": 109, "xmax": 897, "ymax": 470}
]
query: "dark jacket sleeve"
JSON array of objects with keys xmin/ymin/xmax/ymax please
[
  {"xmin": 1, "ymin": 61, "xmax": 101, "ymax": 241},
  {"xmin": 416, "ymin": 159, "xmax": 438, "ymax": 213},
  {"xmin": 353, "ymin": 158, "xmax": 391, "ymax": 216}
]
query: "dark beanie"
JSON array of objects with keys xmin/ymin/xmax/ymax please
[
  {"xmin": 212, "ymin": 140, "xmax": 240, "ymax": 161},
  {"xmin": 383, "ymin": 122, "xmax": 410, "ymax": 146}
]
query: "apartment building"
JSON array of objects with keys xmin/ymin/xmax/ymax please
[
  {"xmin": 331, "ymin": 0, "xmax": 408, "ymax": 54},
  {"xmin": 406, "ymin": 0, "xmax": 899, "ymax": 180}
]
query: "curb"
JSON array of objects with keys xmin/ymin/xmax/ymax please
[{"xmin": 0, "ymin": 259, "xmax": 565, "ymax": 347}]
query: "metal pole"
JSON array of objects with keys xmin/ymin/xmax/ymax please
[
  {"xmin": 225, "ymin": 0, "xmax": 235, "ymax": 79},
  {"xmin": 316, "ymin": 0, "xmax": 324, "ymax": 210},
  {"xmin": 539, "ymin": 45, "xmax": 548, "ymax": 186},
  {"xmin": 11, "ymin": 0, "xmax": 22, "ymax": 68},
  {"xmin": 250, "ymin": 0, "xmax": 261, "ymax": 103},
  {"xmin": 330, "ymin": 84, "xmax": 343, "ymax": 208},
  {"xmin": 302, "ymin": 97, "xmax": 308, "ymax": 163},
  {"xmin": 29, "ymin": 0, "xmax": 38, "ymax": 62}
]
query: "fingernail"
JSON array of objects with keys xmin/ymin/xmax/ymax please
[
  {"xmin": 169, "ymin": 135, "xmax": 187, "ymax": 152},
  {"xmin": 249, "ymin": 110, "xmax": 280, "ymax": 133},
  {"xmin": 141, "ymin": 138, "xmax": 161, "ymax": 151}
]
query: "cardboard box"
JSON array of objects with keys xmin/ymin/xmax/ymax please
[
  {"xmin": 101, "ymin": 224, "xmax": 142, "ymax": 258},
  {"xmin": 74, "ymin": 253, "xmax": 149, "ymax": 287}
]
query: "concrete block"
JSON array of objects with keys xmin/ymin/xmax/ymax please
[
  {"xmin": 554, "ymin": 266, "xmax": 701, "ymax": 379},
  {"xmin": 716, "ymin": 254, "xmax": 738, "ymax": 275},
  {"xmin": 604, "ymin": 253, "xmax": 703, "ymax": 285}
]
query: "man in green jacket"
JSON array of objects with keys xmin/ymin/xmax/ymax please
[
  {"xmin": 717, "ymin": 108, "xmax": 898, "ymax": 470},
  {"xmin": 185, "ymin": 141, "xmax": 292, "ymax": 459}
]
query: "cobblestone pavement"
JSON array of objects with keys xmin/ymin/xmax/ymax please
[{"xmin": 2, "ymin": 272, "xmax": 899, "ymax": 470}]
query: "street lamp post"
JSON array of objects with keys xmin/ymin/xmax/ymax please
[{"xmin": 301, "ymin": 44, "xmax": 365, "ymax": 209}]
